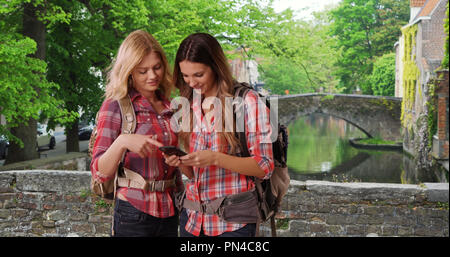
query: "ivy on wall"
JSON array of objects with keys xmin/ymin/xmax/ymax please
[
  {"xmin": 426, "ymin": 81, "xmax": 437, "ymax": 148},
  {"xmin": 400, "ymin": 24, "xmax": 420, "ymax": 130},
  {"xmin": 442, "ymin": 2, "xmax": 449, "ymax": 69}
]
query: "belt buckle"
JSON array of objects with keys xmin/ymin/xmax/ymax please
[
  {"xmin": 201, "ymin": 204, "xmax": 207, "ymax": 213},
  {"xmin": 142, "ymin": 182, "xmax": 149, "ymax": 191},
  {"xmin": 150, "ymin": 181, "xmax": 155, "ymax": 192}
]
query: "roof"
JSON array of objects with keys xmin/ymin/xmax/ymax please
[
  {"xmin": 415, "ymin": 0, "xmax": 441, "ymax": 18},
  {"xmin": 410, "ymin": 0, "xmax": 427, "ymax": 7}
]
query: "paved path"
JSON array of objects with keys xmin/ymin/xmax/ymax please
[{"xmin": 0, "ymin": 140, "xmax": 89, "ymax": 166}]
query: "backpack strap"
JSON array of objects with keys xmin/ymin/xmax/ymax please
[
  {"xmin": 110, "ymin": 95, "xmax": 136, "ymax": 236},
  {"xmin": 233, "ymin": 82, "xmax": 252, "ymax": 157},
  {"xmin": 233, "ymin": 82, "xmax": 266, "ymax": 236},
  {"xmin": 118, "ymin": 95, "xmax": 136, "ymax": 135},
  {"xmin": 233, "ymin": 82, "xmax": 280, "ymax": 237},
  {"xmin": 116, "ymin": 95, "xmax": 137, "ymax": 164}
]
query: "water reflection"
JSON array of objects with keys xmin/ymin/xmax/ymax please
[{"xmin": 287, "ymin": 114, "xmax": 448, "ymax": 184}]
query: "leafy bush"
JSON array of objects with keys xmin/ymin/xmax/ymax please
[{"xmin": 369, "ymin": 52, "xmax": 396, "ymax": 96}]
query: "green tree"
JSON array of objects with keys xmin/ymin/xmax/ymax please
[
  {"xmin": 46, "ymin": 0, "xmax": 152, "ymax": 152},
  {"xmin": 369, "ymin": 52, "xmax": 396, "ymax": 96},
  {"xmin": 329, "ymin": 0, "xmax": 409, "ymax": 94},
  {"xmin": 145, "ymin": 0, "xmax": 280, "ymax": 61},
  {"xmin": 44, "ymin": 0, "xmax": 278, "ymax": 152},
  {"xmin": 1, "ymin": 0, "xmax": 287, "ymax": 161},
  {"xmin": 329, "ymin": 0, "xmax": 378, "ymax": 94},
  {"xmin": 0, "ymin": 1, "xmax": 76, "ymax": 163},
  {"xmin": 255, "ymin": 8, "xmax": 340, "ymax": 94},
  {"xmin": 372, "ymin": 0, "xmax": 410, "ymax": 56},
  {"xmin": 259, "ymin": 57, "xmax": 312, "ymax": 95}
]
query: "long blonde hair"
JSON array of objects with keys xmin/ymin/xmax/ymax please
[
  {"xmin": 173, "ymin": 33, "xmax": 240, "ymax": 153},
  {"xmin": 105, "ymin": 30, "xmax": 172, "ymax": 100}
]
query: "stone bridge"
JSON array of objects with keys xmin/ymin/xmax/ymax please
[{"xmin": 271, "ymin": 93, "xmax": 402, "ymax": 141}]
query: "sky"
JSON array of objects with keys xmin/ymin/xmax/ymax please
[{"xmin": 273, "ymin": 0, "xmax": 342, "ymax": 19}]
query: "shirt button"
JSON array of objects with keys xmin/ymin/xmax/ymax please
[
  {"xmin": 164, "ymin": 170, "xmax": 168, "ymax": 174},
  {"xmin": 147, "ymin": 118, "xmax": 150, "ymax": 122},
  {"xmin": 164, "ymin": 132, "xmax": 168, "ymax": 136},
  {"xmin": 157, "ymin": 115, "xmax": 161, "ymax": 119}
]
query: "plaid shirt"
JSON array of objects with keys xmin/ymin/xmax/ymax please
[
  {"xmin": 90, "ymin": 88, "xmax": 183, "ymax": 218},
  {"xmin": 183, "ymin": 89, "xmax": 274, "ymax": 236}
]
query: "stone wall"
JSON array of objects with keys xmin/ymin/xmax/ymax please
[
  {"xmin": 0, "ymin": 170, "xmax": 448, "ymax": 237},
  {"xmin": 260, "ymin": 180, "xmax": 449, "ymax": 237},
  {"xmin": 0, "ymin": 170, "xmax": 111, "ymax": 237}
]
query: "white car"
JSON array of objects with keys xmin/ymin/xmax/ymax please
[{"xmin": 37, "ymin": 124, "xmax": 56, "ymax": 150}]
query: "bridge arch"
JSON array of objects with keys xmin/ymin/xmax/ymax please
[{"xmin": 274, "ymin": 93, "xmax": 402, "ymax": 141}]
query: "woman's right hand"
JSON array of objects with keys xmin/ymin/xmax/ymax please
[
  {"xmin": 163, "ymin": 153, "xmax": 181, "ymax": 167},
  {"xmin": 163, "ymin": 153, "xmax": 194, "ymax": 179},
  {"xmin": 119, "ymin": 134, "xmax": 163, "ymax": 158}
]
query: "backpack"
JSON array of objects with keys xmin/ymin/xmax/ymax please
[
  {"xmin": 88, "ymin": 96, "xmax": 136, "ymax": 201},
  {"xmin": 234, "ymin": 82, "xmax": 290, "ymax": 237}
]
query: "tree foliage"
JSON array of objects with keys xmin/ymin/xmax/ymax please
[
  {"xmin": 259, "ymin": 57, "xmax": 313, "ymax": 95},
  {"xmin": 0, "ymin": 0, "xmax": 417, "ymax": 163},
  {"xmin": 1, "ymin": 0, "xmax": 284, "ymax": 159},
  {"xmin": 329, "ymin": 0, "xmax": 409, "ymax": 94},
  {"xmin": 256, "ymin": 8, "xmax": 340, "ymax": 94},
  {"xmin": 0, "ymin": 1, "xmax": 77, "ymax": 149},
  {"xmin": 369, "ymin": 52, "xmax": 396, "ymax": 96}
]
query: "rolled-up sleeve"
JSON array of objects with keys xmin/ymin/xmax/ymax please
[
  {"xmin": 90, "ymin": 99, "xmax": 122, "ymax": 183},
  {"xmin": 244, "ymin": 90, "xmax": 274, "ymax": 179}
]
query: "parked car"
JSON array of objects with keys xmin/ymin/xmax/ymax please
[
  {"xmin": 78, "ymin": 125, "xmax": 93, "ymax": 140},
  {"xmin": 37, "ymin": 124, "xmax": 56, "ymax": 150},
  {"xmin": 0, "ymin": 135, "xmax": 9, "ymax": 159}
]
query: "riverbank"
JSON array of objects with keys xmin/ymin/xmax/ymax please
[{"xmin": 349, "ymin": 137, "xmax": 403, "ymax": 151}]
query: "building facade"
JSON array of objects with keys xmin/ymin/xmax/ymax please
[{"xmin": 394, "ymin": 0, "xmax": 448, "ymax": 170}]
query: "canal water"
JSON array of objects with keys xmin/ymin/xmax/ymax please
[{"xmin": 287, "ymin": 113, "xmax": 448, "ymax": 184}]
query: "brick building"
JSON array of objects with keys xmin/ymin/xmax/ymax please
[
  {"xmin": 228, "ymin": 47, "xmax": 262, "ymax": 86},
  {"xmin": 433, "ymin": 70, "xmax": 449, "ymax": 163},
  {"xmin": 395, "ymin": 0, "xmax": 447, "ymax": 98},
  {"xmin": 394, "ymin": 0, "xmax": 448, "ymax": 170}
]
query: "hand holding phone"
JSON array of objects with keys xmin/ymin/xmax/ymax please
[{"xmin": 159, "ymin": 146, "xmax": 187, "ymax": 156}]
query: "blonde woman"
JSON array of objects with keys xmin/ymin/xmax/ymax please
[{"xmin": 90, "ymin": 30, "xmax": 183, "ymax": 237}]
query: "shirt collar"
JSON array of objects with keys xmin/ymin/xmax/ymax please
[
  {"xmin": 128, "ymin": 87, "xmax": 141, "ymax": 102},
  {"xmin": 128, "ymin": 87, "xmax": 173, "ymax": 116}
]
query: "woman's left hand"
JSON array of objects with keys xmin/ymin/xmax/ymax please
[{"xmin": 179, "ymin": 150, "xmax": 218, "ymax": 168}]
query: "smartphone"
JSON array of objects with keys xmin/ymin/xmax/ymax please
[{"xmin": 159, "ymin": 146, "xmax": 187, "ymax": 156}]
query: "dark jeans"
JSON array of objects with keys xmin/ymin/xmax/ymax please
[
  {"xmin": 112, "ymin": 198, "xmax": 179, "ymax": 237},
  {"xmin": 179, "ymin": 208, "xmax": 256, "ymax": 237}
]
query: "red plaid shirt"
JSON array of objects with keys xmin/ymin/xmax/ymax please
[
  {"xmin": 183, "ymin": 89, "xmax": 274, "ymax": 236},
  {"xmin": 90, "ymin": 88, "xmax": 183, "ymax": 218}
]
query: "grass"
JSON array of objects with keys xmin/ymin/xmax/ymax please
[
  {"xmin": 276, "ymin": 219, "xmax": 290, "ymax": 230},
  {"xmin": 357, "ymin": 138, "xmax": 399, "ymax": 145}
]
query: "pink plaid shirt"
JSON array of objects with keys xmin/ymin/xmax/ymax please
[
  {"xmin": 183, "ymin": 89, "xmax": 274, "ymax": 236},
  {"xmin": 90, "ymin": 88, "xmax": 183, "ymax": 218}
]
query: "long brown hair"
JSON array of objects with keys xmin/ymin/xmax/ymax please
[
  {"xmin": 173, "ymin": 33, "xmax": 239, "ymax": 153},
  {"xmin": 105, "ymin": 30, "xmax": 173, "ymax": 100}
]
